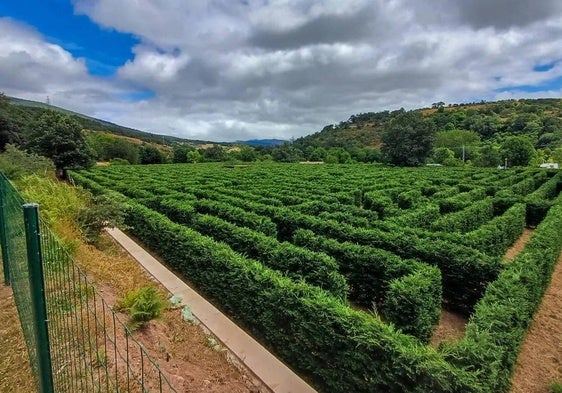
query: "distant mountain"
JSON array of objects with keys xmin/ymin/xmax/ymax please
[
  {"xmin": 7, "ymin": 96, "xmax": 215, "ymax": 147},
  {"xmin": 237, "ymin": 139, "xmax": 287, "ymax": 146}
]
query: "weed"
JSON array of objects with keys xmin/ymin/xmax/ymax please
[
  {"xmin": 116, "ymin": 286, "xmax": 167, "ymax": 330},
  {"xmin": 550, "ymin": 381, "xmax": 562, "ymax": 393},
  {"xmin": 93, "ymin": 349, "xmax": 108, "ymax": 368}
]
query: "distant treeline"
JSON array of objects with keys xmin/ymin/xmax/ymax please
[{"xmin": 1, "ymin": 93, "xmax": 561, "ymax": 168}]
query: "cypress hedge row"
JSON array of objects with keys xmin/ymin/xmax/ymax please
[
  {"xmin": 272, "ymin": 208, "xmax": 501, "ymax": 314},
  {"xmin": 193, "ymin": 198, "xmax": 278, "ymax": 237},
  {"xmin": 124, "ymin": 202, "xmax": 480, "ymax": 393},
  {"xmin": 524, "ymin": 172, "xmax": 562, "ymax": 227},
  {"xmin": 150, "ymin": 202, "xmax": 348, "ymax": 298},
  {"xmin": 383, "ymin": 264, "xmax": 442, "ymax": 343},
  {"xmin": 430, "ymin": 198, "xmax": 494, "ymax": 233},
  {"xmin": 450, "ymin": 193, "xmax": 562, "ymax": 393},
  {"xmin": 293, "ymin": 229, "xmax": 442, "ymax": 342},
  {"xmin": 461, "ymin": 202, "xmax": 526, "ymax": 257}
]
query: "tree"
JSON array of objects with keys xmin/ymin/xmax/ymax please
[
  {"xmin": 433, "ymin": 147, "xmax": 455, "ymax": 164},
  {"xmin": 172, "ymin": 145, "xmax": 192, "ymax": 163},
  {"xmin": 139, "ymin": 145, "xmax": 165, "ymax": 164},
  {"xmin": 237, "ymin": 145, "xmax": 257, "ymax": 162},
  {"xmin": 500, "ymin": 136, "xmax": 536, "ymax": 166},
  {"xmin": 473, "ymin": 144, "xmax": 501, "ymax": 167},
  {"xmin": 381, "ymin": 111, "xmax": 436, "ymax": 166},
  {"xmin": 26, "ymin": 111, "xmax": 93, "ymax": 177},
  {"xmin": 550, "ymin": 147, "xmax": 562, "ymax": 164},
  {"xmin": 271, "ymin": 143, "xmax": 303, "ymax": 162},
  {"xmin": 187, "ymin": 150, "xmax": 201, "ymax": 163},
  {"xmin": 200, "ymin": 145, "xmax": 226, "ymax": 162},
  {"xmin": 309, "ymin": 147, "xmax": 327, "ymax": 162}
]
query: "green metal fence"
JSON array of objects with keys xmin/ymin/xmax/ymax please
[{"xmin": 0, "ymin": 173, "xmax": 177, "ymax": 393}]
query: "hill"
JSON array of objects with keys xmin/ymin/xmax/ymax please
[
  {"xmin": 5, "ymin": 95, "xmax": 215, "ymax": 147},
  {"xmin": 294, "ymin": 98, "xmax": 562, "ymax": 152}
]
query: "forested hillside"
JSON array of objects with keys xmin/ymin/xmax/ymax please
[
  {"xmin": 2, "ymin": 92, "xmax": 561, "ymax": 168},
  {"xmin": 293, "ymin": 99, "xmax": 562, "ymax": 166}
]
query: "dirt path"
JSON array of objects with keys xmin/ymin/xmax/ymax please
[
  {"xmin": 0, "ymin": 282, "xmax": 35, "ymax": 393},
  {"xmin": 431, "ymin": 229, "xmax": 535, "ymax": 348},
  {"xmin": 504, "ymin": 228, "xmax": 534, "ymax": 262},
  {"xmin": 510, "ymin": 252, "xmax": 562, "ymax": 393},
  {"xmin": 430, "ymin": 310, "xmax": 467, "ymax": 348}
]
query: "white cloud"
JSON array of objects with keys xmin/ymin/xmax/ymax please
[{"xmin": 3, "ymin": 1, "xmax": 562, "ymax": 142}]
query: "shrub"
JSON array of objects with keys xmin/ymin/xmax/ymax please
[
  {"xmin": 384, "ymin": 264, "xmax": 442, "ymax": 343},
  {"xmin": 116, "ymin": 286, "xmax": 167, "ymax": 330}
]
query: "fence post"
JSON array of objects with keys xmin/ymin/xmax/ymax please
[
  {"xmin": 23, "ymin": 203, "xmax": 54, "ymax": 393},
  {"xmin": 0, "ymin": 184, "xmax": 10, "ymax": 285}
]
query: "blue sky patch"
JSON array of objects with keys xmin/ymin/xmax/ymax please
[
  {"xmin": 533, "ymin": 61, "xmax": 557, "ymax": 72},
  {"xmin": 0, "ymin": 0, "xmax": 138, "ymax": 76},
  {"xmin": 495, "ymin": 75, "xmax": 562, "ymax": 93}
]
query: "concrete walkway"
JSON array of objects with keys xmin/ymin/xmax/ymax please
[{"xmin": 105, "ymin": 227, "xmax": 317, "ymax": 393}]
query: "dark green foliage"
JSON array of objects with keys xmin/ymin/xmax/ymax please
[
  {"xmin": 293, "ymin": 229, "xmax": 442, "ymax": 341},
  {"xmin": 363, "ymin": 191, "xmax": 395, "ymax": 218},
  {"xmin": 392, "ymin": 204, "xmax": 440, "ymax": 228},
  {"xmin": 159, "ymin": 198, "xmax": 196, "ymax": 224},
  {"xmin": 26, "ymin": 110, "xmax": 94, "ymax": 175},
  {"xmin": 200, "ymin": 145, "xmax": 227, "ymax": 162},
  {"xmin": 462, "ymin": 203, "xmax": 526, "ymax": 256},
  {"xmin": 500, "ymin": 136, "xmax": 536, "ymax": 166},
  {"xmin": 139, "ymin": 145, "xmax": 166, "ymax": 164},
  {"xmin": 431, "ymin": 198, "xmax": 494, "ymax": 233},
  {"xmin": 450, "ymin": 194, "xmax": 562, "ymax": 393},
  {"xmin": 186, "ymin": 214, "xmax": 347, "ymax": 298},
  {"xmin": 123, "ymin": 201, "xmax": 480, "ymax": 393},
  {"xmin": 278, "ymin": 206, "xmax": 500, "ymax": 314},
  {"xmin": 525, "ymin": 173, "xmax": 562, "ymax": 226},
  {"xmin": 381, "ymin": 111, "xmax": 437, "ymax": 166},
  {"xmin": 293, "ymin": 229, "xmax": 420, "ymax": 306},
  {"xmin": 396, "ymin": 189, "xmax": 422, "ymax": 209},
  {"xmin": 384, "ymin": 265, "xmax": 442, "ymax": 343}
]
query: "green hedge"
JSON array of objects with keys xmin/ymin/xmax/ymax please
[
  {"xmin": 293, "ymin": 229, "xmax": 442, "ymax": 342},
  {"xmin": 450, "ymin": 193, "xmax": 562, "ymax": 393},
  {"xmin": 123, "ymin": 202, "xmax": 480, "ymax": 393},
  {"xmin": 194, "ymin": 198, "xmax": 278, "ymax": 237},
  {"xmin": 431, "ymin": 198, "xmax": 494, "ymax": 233},
  {"xmin": 525, "ymin": 173, "xmax": 561, "ymax": 227},
  {"xmin": 187, "ymin": 213, "xmax": 348, "ymax": 298},
  {"xmin": 363, "ymin": 191, "xmax": 395, "ymax": 218},
  {"xmin": 462, "ymin": 203, "xmax": 526, "ymax": 256},
  {"xmin": 384, "ymin": 264, "xmax": 442, "ymax": 343},
  {"xmin": 276, "ymin": 209, "xmax": 500, "ymax": 314}
]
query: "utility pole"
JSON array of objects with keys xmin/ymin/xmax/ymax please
[{"xmin": 462, "ymin": 144, "xmax": 465, "ymax": 163}]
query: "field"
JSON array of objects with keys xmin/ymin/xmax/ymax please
[{"xmin": 71, "ymin": 163, "xmax": 562, "ymax": 393}]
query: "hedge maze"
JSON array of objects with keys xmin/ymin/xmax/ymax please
[{"xmin": 71, "ymin": 164, "xmax": 562, "ymax": 393}]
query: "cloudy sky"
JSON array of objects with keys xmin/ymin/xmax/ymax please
[{"xmin": 1, "ymin": 0, "xmax": 562, "ymax": 142}]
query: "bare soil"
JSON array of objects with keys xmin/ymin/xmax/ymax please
[
  {"xmin": 504, "ymin": 228, "xmax": 534, "ymax": 262},
  {"xmin": 510, "ymin": 251, "xmax": 562, "ymax": 393},
  {"xmin": 430, "ymin": 310, "xmax": 467, "ymax": 348},
  {"xmin": 78, "ymin": 233, "xmax": 262, "ymax": 393},
  {"xmin": 0, "ymin": 225, "xmax": 262, "ymax": 393},
  {"xmin": 0, "ymin": 282, "xmax": 35, "ymax": 393}
]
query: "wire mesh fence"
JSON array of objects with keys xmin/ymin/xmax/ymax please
[{"xmin": 0, "ymin": 173, "xmax": 177, "ymax": 393}]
